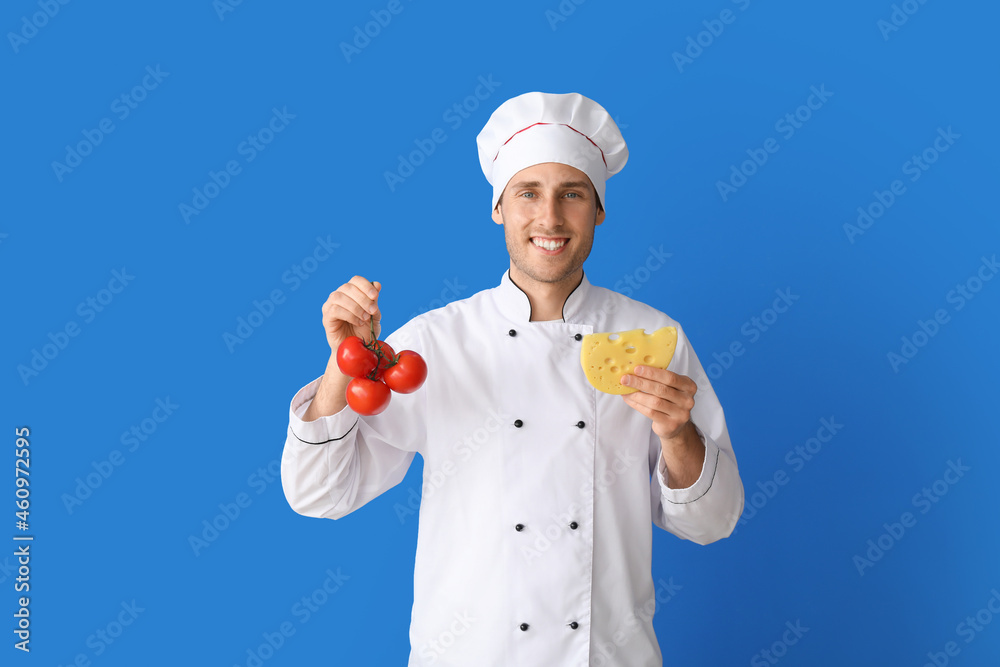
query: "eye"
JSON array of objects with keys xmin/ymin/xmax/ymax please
[
  {"xmin": 520, "ymin": 192, "xmax": 535, "ymax": 199},
  {"xmin": 564, "ymin": 192, "xmax": 579, "ymax": 198}
]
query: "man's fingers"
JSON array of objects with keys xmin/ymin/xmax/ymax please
[
  {"xmin": 317, "ymin": 277, "xmax": 384, "ymax": 352},
  {"xmin": 622, "ymin": 391, "xmax": 674, "ymax": 422},
  {"xmin": 348, "ymin": 275, "xmax": 379, "ymax": 300},
  {"xmin": 633, "ymin": 366, "xmax": 698, "ymax": 395},
  {"xmin": 340, "ymin": 282, "xmax": 378, "ymax": 312},
  {"xmin": 326, "ymin": 290, "xmax": 369, "ymax": 325},
  {"xmin": 623, "ymin": 391, "xmax": 688, "ymax": 426},
  {"xmin": 326, "ymin": 280, "xmax": 380, "ymax": 323},
  {"xmin": 621, "ymin": 373, "xmax": 696, "ymax": 411}
]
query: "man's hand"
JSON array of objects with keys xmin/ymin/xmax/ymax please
[
  {"xmin": 322, "ymin": 275, "xmax": 382, "ymax": 350},
  {"xmin": 621, "ymin": 366, "xmax": 706, "ymax": 489},
  {"xmin": 620, "ymin": 366, "xmax": 696, "ymax": 440},
  {"xmin": 303, "ymin": 276, "xmax": 382, "ymax": 422}
]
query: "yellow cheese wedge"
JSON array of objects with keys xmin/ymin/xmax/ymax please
[{"xmin": 580, "ymin": 326, "xmax": 677, "ymax": 394}]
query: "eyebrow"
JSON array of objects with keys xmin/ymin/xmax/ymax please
[{"xmin": 509, "ymin": 180, "xmax": 592, "ymax": 190}]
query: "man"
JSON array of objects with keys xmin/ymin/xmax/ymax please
[{"xmin": 281, "ymin": 91, "xmax": 744, "ymax": 666}]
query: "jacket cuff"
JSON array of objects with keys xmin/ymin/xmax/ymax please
[
  {"xmin": 656, "ymin": 423, "xmax": 721, "ymax": 505},
  {"xmin": 287, "ymin": 376, "xmax": 359, "ymax": 446}
]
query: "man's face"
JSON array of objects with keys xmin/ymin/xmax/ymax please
[{"xmin": 491, "ymin": 162, "xmax": 606, "ymax": 289}]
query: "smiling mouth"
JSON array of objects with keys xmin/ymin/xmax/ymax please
[{"xmin": 531, "ymin": 237, "xmax": 568, "ymax": 251}]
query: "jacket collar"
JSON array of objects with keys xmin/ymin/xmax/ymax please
[{"xmin": 494, "ymin": 269, "xmax": 594, "ymax": 323}]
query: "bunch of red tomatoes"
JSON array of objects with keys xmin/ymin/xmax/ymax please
[{"xmin": 336, "ymin": 336, "xmax": 427, "ymax": 415}]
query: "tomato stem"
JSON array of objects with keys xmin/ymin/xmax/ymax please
[{"xmin": 364, "ymin": 316, "xmax": 389, "ymax": 381}]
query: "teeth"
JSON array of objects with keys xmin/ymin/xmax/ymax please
[{"xmin": 532, "ymin": 238, "xmax": 567, "ymax": 251}]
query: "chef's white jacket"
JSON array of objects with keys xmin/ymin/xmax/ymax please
[{"xmin": 281, "ymin": 271, "xmax": 744, "ymax": 666}]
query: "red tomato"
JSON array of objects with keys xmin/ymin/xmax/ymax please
[
  {"xmin": 337, "ymin": 336, "xmax": 377, "ymax": 378},
  {"xmin": 383, "ymin": 350, "xmax": 427, "ymax": 394},
  {"xmin": 345, "ymin": 378, "xmax": 391, "ymax": 415},
  {"xmin": 367, "ymin": 340, "xmax": 396, "ymax": 380}
]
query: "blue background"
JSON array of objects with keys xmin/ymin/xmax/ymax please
[{"xmin": 4, "ymin": 0, "xmax": 998, "ymax": 665}]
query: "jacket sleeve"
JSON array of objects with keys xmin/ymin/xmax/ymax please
[
  {"xmin": 280, "ymin": 330, "xmax": 426, "ymax": 520},
  {"xmin": 649, "ymin": 324, "xmax": 744, "ymax": 544}
]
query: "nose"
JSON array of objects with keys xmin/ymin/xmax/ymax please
[{"xmin": 536, "ymin": 192, "xmax": 564, "ymax": 227}]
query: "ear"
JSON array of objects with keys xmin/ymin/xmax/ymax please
[
  {"xmin": 492, "ymin": 205, "xmax": 504, "ymax": 225},
  {"xmin": 595, "ymin": 206, "xmax": 606, "ymax": 226}
]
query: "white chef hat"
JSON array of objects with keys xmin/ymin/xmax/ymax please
[{"xmin": 476, "ymin": 92, "xmax": 628, "ymax": 213}]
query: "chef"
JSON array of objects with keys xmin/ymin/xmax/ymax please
[{"xmin": 281, "ymin": 91, "xmax": 745, "ymax": 666}]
